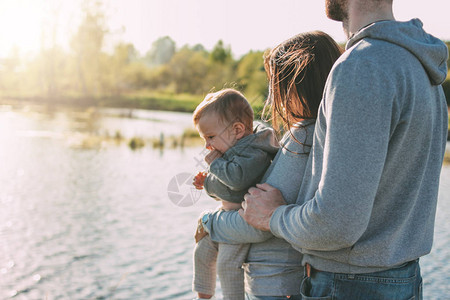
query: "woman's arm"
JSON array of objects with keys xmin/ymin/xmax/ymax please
[{"xmin": 203, "ymin": 209, "xmax": 273, "ymax": 244}]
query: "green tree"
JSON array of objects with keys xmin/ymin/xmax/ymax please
[
  {"xmin": 210, "ymin": 40, "xmax": 232, "ymax": 64},
  {"xmin": 0, "ymin": 47, "xmax": 26, "ymax": 97},
  {"xmin": 70, "ymin": 0, "xmax": 107, "ymax": 97},
  {"xmin": 146, "ymin": 65, "xmax": 172, "ymax": 91},
  {"xmin": 105, "ymin": 43, "xmax": 140, "ymax": 95},
  {"xmin": 192, "ymin": 43, "xmax": 206, "ymax": 53},
  {"xmin": 145, "ymin": 36, "xmax": 176, "ymax": 67},
  {"xmin": 201, "ymin": 41, "xmax": 236, "ymax": 93},
  {"xmin": 167, "ymin": 46, "xmax": 210, "ymax": 94},
  {"xmin": 236, "ymin": 50, "xmax": 267, "ymax": 99},
  {"xmin": 34, "ymin": 46, "xmax": 70, "ymax": 98}
]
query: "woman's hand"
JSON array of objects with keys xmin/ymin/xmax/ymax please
[
  {"xmin": 239, "ymin": 183, "xmax": 287, "ymax": 231},
  {"xmin": 193, "ymin": 171, "xmax": 208, "ymax": 190}
]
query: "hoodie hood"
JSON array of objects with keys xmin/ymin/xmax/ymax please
[
  {"xmin": 347, "ymin": 19, "xmax": 448, "ymax": 85},
  {"xmin": 227, "ymin": 122, "xmax": 279, "ymax": 159},
  {"xmin": 248, "ymin": 122, "xmax": 279, "ymax": 155}
]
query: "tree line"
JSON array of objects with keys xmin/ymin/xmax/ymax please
[
  {"xmin": 0, "ymin": 3, "xmax": 267, "ymax": 108},
  {"xmin": 0, "ymin": 2, "xmax": 449, "ymax": 110}
]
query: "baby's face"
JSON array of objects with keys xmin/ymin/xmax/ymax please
[{"xmin": 196, "ymin": 113, "xmax": 237, "ymax": 154}]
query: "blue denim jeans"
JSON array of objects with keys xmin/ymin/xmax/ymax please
[
  {"xmin": 246, "ymin": 294, "xmax": 302, "ymax": 300},
  {"xmin": 300, "ymin": 259, "xmax": 422, "ymax": 300}
]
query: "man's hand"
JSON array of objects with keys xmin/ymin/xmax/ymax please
[
  {"xmin": 205, "ymin": 149, "xmax": 222, "ymax": 165},
  {"xmin": 239, "ymin": 183, "xmax": 287, "ymax": 231}
]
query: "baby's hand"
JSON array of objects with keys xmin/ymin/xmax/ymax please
[
  {"xmin": 205, "ymin": 149, "xmax": 222, "ymax": 165},
  {"xmin": 193, "ymin": 171, "xmax": 208, "ymax": 190}
]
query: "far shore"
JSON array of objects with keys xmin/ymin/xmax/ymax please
[
  {"xmin": 0, "ymin": 95, "xmax": 201, "ymax": 113},
  {"xmin": 0, "ymin": 94, "xmax": 266, "ymax": 118}
]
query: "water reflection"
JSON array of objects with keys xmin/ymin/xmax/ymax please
[
  {"xmin": 0, "ymin": 104, "xmax": 200, "ymax": 152},
  {"xmin": 0, "ymin": 105, "xmax": 210, "ymax": 299},
  {"xmin": 0, "ymin": 105, "xmax": 448, "ymax": 299}
]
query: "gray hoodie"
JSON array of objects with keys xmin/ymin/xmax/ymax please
[
  {"xmin": 204, "ymin": 123, "xmax": 279, "ymax": 203},
  {"xmin": 270, "ymin": 19, "xmax": 449, "ymax": 273}
]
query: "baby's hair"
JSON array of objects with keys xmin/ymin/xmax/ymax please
[{"xmin": 193, "ymin": 89, "xmax": 254, "ymax": 132}]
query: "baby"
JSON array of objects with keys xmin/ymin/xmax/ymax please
[{"xmin": 192, "ymin": 88, "xmax": 279, "ymax": 300}]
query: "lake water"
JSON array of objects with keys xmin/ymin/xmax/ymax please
[{"xmin": 0, "ymin": 105, "xmax": 449, "ymax": 299}]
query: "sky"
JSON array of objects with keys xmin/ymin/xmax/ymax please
[{"xmin": 0, "ymin": 0, "xmax": 449, "ymax": 58}]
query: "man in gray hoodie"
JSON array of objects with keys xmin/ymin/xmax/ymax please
[{"xmin": 240, "ymin": 0, "xmax": 448, "ymax": 298}]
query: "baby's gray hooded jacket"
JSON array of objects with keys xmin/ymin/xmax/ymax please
[{"xmin": 204, "ymin": 123, "xmax": 279, "ymax": 204}]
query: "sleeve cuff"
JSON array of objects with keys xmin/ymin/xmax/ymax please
[
  {"xmin": 200, "ymin": 210, "xmax": 213, "ymax": 234},
  {"xmin": 269, "ymin": 204, "xmax": 289, "ymax": 238}
]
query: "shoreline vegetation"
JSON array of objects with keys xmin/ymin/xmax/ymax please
[
  {"xmin": 67, "ymin": 127, "xmax": 204, "ymax": 151},
  {"xmin": 0, "ymin": 97, "xmax": 206, "ymax": 151},
  {"xmin": 2, "ymin": 95, "xmax": 450, "ymax": 151},
  {"xmin": 1, "ymin": 96, "xmax": 450, "ymax": 163},
  {"xmin": 1, "ymin": 93, "xmax": 201, "ymax": 113},
  {"xmin": 0, "ymin": 92, "xmax": 265, "ymax": 115}
]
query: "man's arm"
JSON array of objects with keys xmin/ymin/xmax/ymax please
[{"xmin": 242, "ymin": 59, "xmax": 395, "ymax": 250}]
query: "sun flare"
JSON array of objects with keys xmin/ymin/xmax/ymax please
[{"xmin": 0, "ymin": 2, "xmax": 44, "ymax": 57}]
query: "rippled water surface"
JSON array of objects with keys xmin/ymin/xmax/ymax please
[{"xmin": 0, "ymin": 105, "xmax": 448, "ymax": 299}]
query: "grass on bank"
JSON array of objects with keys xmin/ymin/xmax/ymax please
[
  {"xmin": 128, "ymin": 128, "xmax": 203, "ymax": 150},
  {"xmin": 67, "ymin": 128, "xmax": 203, "ymax": 151},
  {"xmin": 103, "ymin": 91, "xmax": 202, "ymax": 112},
  {"xmin": 1, "ymin": 92, "xmax": 202, "ymax": 113},
  {"xmin": 100, "ymin": 91, "xmax": 265, "ymax": 115},
  {"xmin": 1, "ymin": 88, "xmax": 267, "ymax": 114}
]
